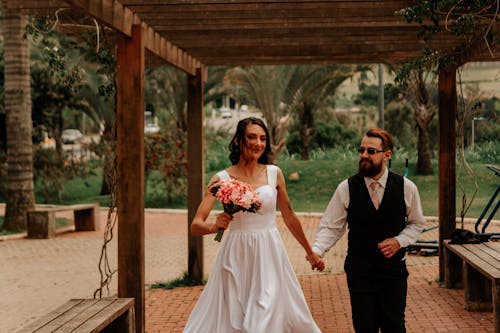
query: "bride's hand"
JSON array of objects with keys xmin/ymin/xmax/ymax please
[
  {"xmin": 215, "ymin": 212, "xmax": 232, "ymax": 231},
  {"xmin": 306, "ymin": 252, "xmax": 325, "ymax": 271}
]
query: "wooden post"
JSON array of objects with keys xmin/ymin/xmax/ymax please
[
  {"xmin": 493, "ymin": 280, "xmax": 500, "ymax": 333},
  {"xmin": 116, "ymin": 24, "xmax": 145, "ymax": 333},
  {"xmin": 187, "ymin": 67, "xmax": 204, "ymax": 284},
  {"xmin": 443, "ymin": 242, "xmax": 462, "ymax": 289},
  {"xmin": 438, "ymin": 66, "xmax": 457, "ymax": 282},
  {"xmin": 464, "ymin": 263, "xmax": 492, "ymax": 311}
]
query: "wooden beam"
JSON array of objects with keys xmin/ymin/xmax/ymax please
[
  {"xmin": 438, "ymin": 66, "xmax": 457, "ymax": 283},
  {"xmin": 62, "ymin": 0, "xmax": 202, "ymax": 75},
  {"xmin": 116, "ymin": 24, "xmax": 145, "ymax": 333},
  {"xmin": 127, "ymin": 1, "xmax": 408, "ymax": 17},
  {"xmin": 4, "ymin": 0, "xmax": 67, "ymax": 13},
  {"xmin": 141, "ymin": 23, "xmax": 203, "ymax": 74},
  {"xmin": 187, "ymin": 68, "xmax": 205, "ymax": 284}
]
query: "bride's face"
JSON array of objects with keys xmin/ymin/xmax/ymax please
[{"xmin": 240, "ymin": 124, "xmax": 267, "ymax": 161}]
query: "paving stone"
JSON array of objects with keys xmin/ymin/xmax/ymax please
[{"xmin": 0, "ymin": 206, "xmax": 497, "ymax": 333}]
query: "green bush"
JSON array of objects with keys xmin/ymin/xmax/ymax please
[
  {"xmin": 286, "ymin": 119, "xmax": 359, "ymax": 155},
  {"xmin": 205, "ymin": 127, "xmax": 232, "ymax": 174}
]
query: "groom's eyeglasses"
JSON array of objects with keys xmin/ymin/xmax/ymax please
[{"xmin": 357, "ymin": 147, "xmax": 385, "ymax": 155}]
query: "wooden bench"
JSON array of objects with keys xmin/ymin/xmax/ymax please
[
  {"xmin": 27, "ymin": 204, "xmax": 99, "ymax": 239},
  {"xmin": 444, "ymin": 240, "xmax": 500, "ymax": 332},
  {"xmin": 14, "ymin": 298, "xmax": 135, "ymax": 333}
]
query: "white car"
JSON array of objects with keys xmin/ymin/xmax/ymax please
[
  {"xmin": 62, "ymin": 129, "xmax": 83, "ymax": 144},
  {"xmin": 145, "ymin": 124, "xmax": 160, "ymax": 134},
  {"xmin": 219, "ymin": 107, "xmax": 232, "ymax": 118}
]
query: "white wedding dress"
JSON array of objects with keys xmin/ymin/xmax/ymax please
[{"xmin": 183, "ymin": 165, "xmax": 322, "ymax": 333}]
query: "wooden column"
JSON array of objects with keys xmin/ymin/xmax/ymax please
[
  {"xmin": 438, "ymin": 66, "xmax": 457, "ymax": 282},
  {"xmin": 187, "ymin": 68, "xmax": 204, "ymax": 284},
  {"xmin": 116, "ymin": 24, "xmax": 145, "ymax": 333}
]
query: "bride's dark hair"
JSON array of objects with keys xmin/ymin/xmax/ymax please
[{"xmin": 229, "ymin": 117, "xmax": 273, "ymax": 165}]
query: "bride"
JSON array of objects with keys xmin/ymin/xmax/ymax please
[{"xmin": 183, "ymin": 117, "xmax": 322, "ymax": 333}]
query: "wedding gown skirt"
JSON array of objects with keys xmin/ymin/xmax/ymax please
[{"xmin": 183, "ymin": 165, "xmax": 321, "ymax": 333}]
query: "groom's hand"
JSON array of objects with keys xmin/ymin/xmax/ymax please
[{"xmin": 306, "ymin": 252, "xmax": 325, "ymax": 271}]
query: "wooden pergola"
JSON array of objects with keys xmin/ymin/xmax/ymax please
[{"xmin": 6, "ymin": 1, "xmax": 500, "ymax": 332}]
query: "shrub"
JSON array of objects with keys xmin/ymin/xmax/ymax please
[
  {"xmin": 145, "ymin": 129, "xmax": 188, "ymax": 205},
  {"xmin": 33, "ymin": 147, "xmax": 91, "ymax": 202}
]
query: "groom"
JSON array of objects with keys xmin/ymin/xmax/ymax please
[{"xmin": 307, "ymin": 128, "xmax": 425, "ymax": 332}]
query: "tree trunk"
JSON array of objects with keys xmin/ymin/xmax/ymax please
[
  {"xmin": 416, "ymin": 122, "xmax": 434, "ymax": 174},
  {"xmin": 267, "ymin": 114, "xmax": 291, "ymax": 160},
  {"xmin": 2, "ymin": 6, "xmax": 36, "ymax": 230},
  {"xmin": 299, "ymin": 102, "xmax": 315, "ymax": 161},
  {"xmin": 413, "ymin": 70, "xmax": 435, "ymax": 175}
]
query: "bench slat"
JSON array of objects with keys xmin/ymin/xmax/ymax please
[
  {"xmin": 37, "ymin": 299, "xmax": 100, "ymax": 333},
  {"xmin": 73, "ymin": 298, "xmax": 134, "ymax": 333},
  {"xmin": 14, "ymin": 298, "xmax": 134, "ymax": 333},
  {"xmin": 446, "ymin": 243, "xmax": 500, "ymax": 279},
  {"xmin": 15, "ymin": 300, "xmax": 85, "ymax": 332},
  {"xmin": 464, "ymin": 243, "xmax": 500, "ymax": 277},
  {"xmin": 52, "ymin": 299, "xmax": 114, "ymax": 333},
  {"xmin": 19, "ymin": 299, "xmax": 99, "ymax": 333},
  {"xmin": 479, "ymin": 243, "xmax": 500, "ymax": 266}
]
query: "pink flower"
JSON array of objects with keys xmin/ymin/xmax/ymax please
[{"xmin": 209, "ymin": 179, "xmax": 262, "ymax": 241}]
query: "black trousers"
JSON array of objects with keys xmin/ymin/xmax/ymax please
[{"xmin": 346, "ymin": 274, "xmax": 407, "ymax": 333}]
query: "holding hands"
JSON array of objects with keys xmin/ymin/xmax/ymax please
[{"xmin": 306, "ymin": 252, "xmax": 325, "ymax": 271}]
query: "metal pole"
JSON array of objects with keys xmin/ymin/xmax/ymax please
[
  {"xmin": 378, "ymin": 64, "xmax": 384, "ymax": 128},
  {"xmin": 471, "ymin": 118, "xmax": 475, "ymax": 149}
]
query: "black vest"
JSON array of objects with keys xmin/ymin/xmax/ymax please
[{"xmin": 344, "ymin": 172, "xmax": 407, "ymax": 279}]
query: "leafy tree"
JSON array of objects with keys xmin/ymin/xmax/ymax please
[
  {"xmin": 285, "ymin": 65, "xmax": 364, "ymax": 160},
  {"xmin": 226, "ymin": 65, "xmax": 297, "ymax": 159},
  {"xmin": 395, "ymin": 0, "xmax": 499, "ymax": 175},
  {"xmin": 396, "ymin": 0, "xmax": 498, "ymax": 67},
  {"xmin": 226, "ymin": 65, "xmax": 368, "ymax": 160},
  {"xmin": 287, "ymin": 115, "xmax": 358, "ymax": 155}
]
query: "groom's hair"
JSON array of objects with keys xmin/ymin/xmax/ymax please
[{"xmin": 366, "ymin": 128, "xmax": 394, "ymax": 152}]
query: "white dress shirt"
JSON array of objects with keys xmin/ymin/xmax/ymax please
[{"xmin": 312, "ymin": 167, "xmax": 425, "ymax": 257}]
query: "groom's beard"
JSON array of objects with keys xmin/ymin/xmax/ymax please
[{"xmin": 358, "ymin": 158, "xmax": 382, "ymax": 178}]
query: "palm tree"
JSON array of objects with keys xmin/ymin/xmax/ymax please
[
  {"xmin": 286, "ymin": 65, "xmax": 364, "ymax": 160},
  {"xmin": 79, "ymin": 68, "xmax": 115, "ymax": 195},
  {"xmin": 226, "ymin": 65, "xmax": 367, "ymax": 160},
  {"xmin": 400, "ymin": 68, "xmax": 436, "ymax": 174},
  {"xmin": 146, "ymin": 65, "xmax": 229, "ymax": 132},
  {"xmin": 2, "ymin": 4, "xmax": 36, "ymax": 230},
  {"xmin": 226, "ymin": 65, "xmax": 296, "ymax": 158}
]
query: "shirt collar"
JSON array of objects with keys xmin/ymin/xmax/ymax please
[{"xmin": 364, "ymin": 167, "xmax": 388, "ymax": 189}]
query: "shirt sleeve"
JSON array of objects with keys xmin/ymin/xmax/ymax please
[
  {"xmin": 312, "ymin": 179, "xmax": 349, "ymax": 257},
  {"xmin": 394, "ymin": 177, "xmax": 426, "ymax": 248}
]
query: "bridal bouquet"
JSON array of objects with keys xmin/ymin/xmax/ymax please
[{"xmin": 209, "ymin": 179, "xmax": 262, "ymax": 242}]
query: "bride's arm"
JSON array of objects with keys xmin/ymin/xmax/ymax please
[
  {"xmin": 190, "ymin": 175, "xmax": 231, "ymax": 235},
  {"xmin": 276, "ymin": 168, "xmax": 314, "ymax": 256},
  {"xmin": 276, "ymin": 168, "xmax": 324, "ymax": 270}
]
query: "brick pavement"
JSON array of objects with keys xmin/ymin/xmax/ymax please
[{"xmin": 0, "ymin": 206, "xmax": 497, "ymax": 332}]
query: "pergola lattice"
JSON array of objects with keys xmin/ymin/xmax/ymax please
[{"xmin": 6, "ymin": 1, "xmax": 500, "ymax": 332}]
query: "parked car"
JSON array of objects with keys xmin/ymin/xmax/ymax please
[
  {"xmin": 145, "ymin": 123, "xmax": 160, "ymax": 134},
  {"xmin": 219, "ymin": 107, "xmax": 232, "ymax": 119},
  {"xmin": 62, "ymin": 129, "xmax": 83, "ymax": 144}
]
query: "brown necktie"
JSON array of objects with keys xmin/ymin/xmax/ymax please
[{"xmin": 370, "ymin": 182, "xmax": 380, "ymax": 209}]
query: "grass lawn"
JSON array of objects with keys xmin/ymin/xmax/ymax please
[
  {"xmin": 1, "ymin": 150, "xmax": 498, "ymax": 224},
  {"xmin": 279, "ymin": 158, "xmax": 498, "ymax": 218}
]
